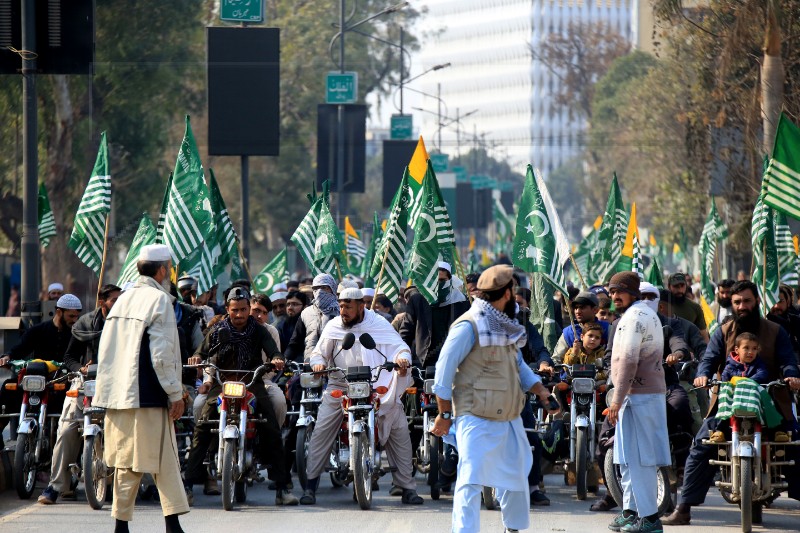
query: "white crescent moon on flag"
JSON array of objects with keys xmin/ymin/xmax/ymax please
[
  {"xmin": 262, "ymin": 273, "xmax": 275, "ymax": 291},
  {"xmin": 526, "ymin": 211, "xmax": 550, "ymax": 238},
  {"xmin": 419, "ymin": 213, "xmax": 436, "ymax": 243}
]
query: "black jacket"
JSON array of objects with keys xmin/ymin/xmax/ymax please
[
  {"xmin": 399, "ymin": 288, "xmax": 470, "ymax": 368},
  {"xmin": 8, "ymin": 319, "xmax": 72, "ymax": 363}
]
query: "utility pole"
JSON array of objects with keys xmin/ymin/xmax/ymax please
[
  {"xmin": 20, "ymin": 0, "xmax": 40, "ymax": 326},
  {"xmin": 336, "ymin": 0, "xmax": 346, "ymax": 220},
  {"xmin": 437, "ymin": 83, "xmax": 442, "ymax": 152},
  {"xmin": 399, "ymin": 27, "xmax": 404, "ymax": 115}
]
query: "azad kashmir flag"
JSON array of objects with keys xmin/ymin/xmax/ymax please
[
  {"xmin": 68, "ymin": 132, "xmax": 111, "ymax": 276},
  {"xmin": 572, "ymin": 215, "xmax": 602, "ymax": 284},
  {"xmin": 699, "ymin": 197, "xmax": 728, "ymax": 303},
  {"xmin": 344, "ymin": 216, "xmax": 367, "ymax": 273},
  {"xmin": 38, "ymin": 183, "xmax": 56, "ymax": 248},
  {"xmin": 370, "ymin": 171, "xmax": 411, "ymax": 303},
  {"xmin": 763, "ymin": 112, "xmax": 800, "ymax": 219},
  {"xmin": 253, "ymin": 248, "xmax": 289, "ymax": 295},
  {"xmin": 751, "ymin": 193, "xmax": 780, "ymax": 315},
  {"xmin": 291, "ymin": 185, "xmax": 326, "ymax": 277},
  {"xmin": 313, "ymin": 200, "xmax": 345, "ymax": 277},
  {"xmin": 158, "ymin": 116, "xmax": 219, "ymax": 293},
  {"xmin": 774, "ymin": 211, "xmax": 800, "ymax": 288},
  {"xmin": 512, "ymin": 165, "xmax": 570, "ymax": 353},
  {"xmin": 407, "ymin": 161, "xmax": 456, "ymax": 304},
  {"xmin": 407, "ymin": 136, "xmax": 429, "ymax": 227},
  {"xmin": 117, "ymin": 214, "xmax": 157, "ymax": 285},
  {"xmin": 616, "ymin": 203, "xmax": 644, "ymax": 279},
  {"xmin": 361, "ymin": 212, "xmax": 382, "ymax": 286},
  {"xmin": 493, "ymin": 196, "xmax": 514, "ymax": 252},
  {"xmin": 593, "ymin": 174, "xmax": 628, "ymax": 283},
  {"xmin": 208, "ymin": 168, "xmax": 239, "ymax": 278}
]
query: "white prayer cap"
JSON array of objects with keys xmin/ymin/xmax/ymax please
[
  {"xmin": 338, "ymin": 287, "xmax": 364, "ymax": 301},
  {"xmin": 47, "ymin": 283, "xmax": 64, "ymax": 292},
  {"xmin": 437, "ymin": 261, "xmax": 452, "ymax": 274},
  {"xmin": 337, "ymin": 279, "xmax": 359, "ymax": 295},
  {"xmin": 362, "ymin": 288, "xmax": 375, "ymax": 297},
  {"xmin": 139, "ymin": 244, "xmax": 172, "ymax": 262},
  {"xmin": 121, "ymin": 281, "xmax": 136, "ymax": 292},
  {"xmin": 56, "ymin": 294, "xmax": 82, "ymax": 310},
  {"xmin": 639, "ymin": 282, "xmax": 659, "ymax": 296},
  {"xmin": 271, "ymin": 291, "xmax": 288, "ymax": 301},
  {"xmin": 272, "ymin": 282, "xmax": 288, "ymax": 293}
]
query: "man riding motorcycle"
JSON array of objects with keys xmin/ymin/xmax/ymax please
[{"xmin": 183, "ymin": 287, "xmax": 298, "ymax": 506}]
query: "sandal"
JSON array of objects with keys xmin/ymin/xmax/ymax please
[
  {"xmin": 401, "ymin": 489, "xmax": 424, "ymax": 505},
  {"xmin": 590, "ymin": 495, "xmax": 617, "ymax": 512}
]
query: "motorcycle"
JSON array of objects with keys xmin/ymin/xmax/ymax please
[
  {"xmin": 700, "ymin": 378, "xmax": 798, "ymax": 532},
  {"xmin": 77, "ymin": 363, "xmax": 111, "ymax": 510},
  {"xmin": 318, "ymin": 332, "xmax": 398, "ymax": 510},
  {"xmin": 295, "ymin": 362, "xmax": 327, "ymax": 490},
  {"xmin": 5, "ymin": 360, "xmax": 71, "ymax": 499},
  {"xmin": 409, "ymin": 365, "xmax": 445, "ymax": 500},
  {"xmin": 188, "ymin": 361, "xmax": 271, "ymax": 511}
]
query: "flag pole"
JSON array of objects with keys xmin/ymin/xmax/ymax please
[
  {"xmin": 239, "ymin": 245, "xmax": 253, "ymax": 285},
  {"xmin": 541, "ymin": 272, "xmax": 579, "ymax": 340},
  {"xmin": 335, "ymin": 258, "xmax": 343, "ymax": 282},
  {"xmin": 95, "ymin": 213, "xmax": 112, "ymax": 307},
  {"xmin": 569, "ymin": 253, "xmax": 588, "ymax": 290}
]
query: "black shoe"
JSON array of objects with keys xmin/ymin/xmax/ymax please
[
  {"xmin": 299, "ymin": 489, "xmax": 316, "ymax": 505},
  {"xmin": 401, "ymin": 489, "xmax": 424, "ymax": 505},
  {"xmin": 530, "ymin": 491, "xmax": 550, "ymax": 506},
  {"xmin": 389, "ymin": 484, "xmax": 403, "ymax": 496}
]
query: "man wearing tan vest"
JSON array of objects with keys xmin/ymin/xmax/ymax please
[{"xmin": 431, "ymin": 265, "xmax": 559, "ymax": 533}]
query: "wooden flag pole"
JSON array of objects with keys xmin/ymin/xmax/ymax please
[
  {"xmin": 569, "ymin": 253, "xmax": 588, "ymax": 290},
  {"xmin": 95, "ymin": 213, "xmax": 112, "ymax": 308},
  {"xmin": 238, "ymin": 245, "xmax": 254, "ymax": 285},
  {"xmin": 335, "ymin": 258, "xmax": 343, "ymax": 282}
]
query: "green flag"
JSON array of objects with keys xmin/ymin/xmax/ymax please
[
  {"xmin": 371, "ymin": 171, "xmax": 411, "ymax": 303},
  {"xmin": 751, "ymin": 194, "xmax": 780, "ymax": 315},
  {"xmin": 253, "ymin": 248, "xmax": 289, "ymax": 295},
  {"xmin": 209, "ymin": 168, "xmax": 239, "ymax": 278},
  {"xmin": 291, "ymin": 195, "xmax": 324, "ymax": 277},
  {"xmin": 117, "ymin": 214, "xmax": 157, "ymax": 285},
  {"xmin": 530, "ymin": 273, "xmax": 561, "ymax": 354},
  {"xmin": 511, "ymin": 165, "xmax": 570, "ymax": 294},
  {"xmin": 314, "ymin": 200, "xmax": 344, "ymax": 276},
  {"xmin": 68, "ymin": 132, "xmax": 111, "ymax": 276},
  {"xmin": 361, "ymin": 212, "xmax": 383, "ymax": 287},
  {"xmin": 38, "ymin": 183, "xmax": 56, "ymax": 248},
  {"xmin": 698, "ymin": 198, "xmax": 728, "ymax": 303},
  {"xmin": 774, "ymin": 211, "xmax": 799, "ymax": 287},
  {"xmin": 407, "ymin": 162, "xmax": 456, "ymax": 304},
  {"xmin": 594, "ymin": 174, "xmax": 628, "ymax": 283},
  {"xmin": 159, "ymin": 116, "xmax": 219, "ymax": 293},
  {"xmin": 647, "ymin": 257, "xmax": 664, "ymax": 288},
  {"xmin": 763, "ymin": 113, "xmax": 800, "ymax": 219},
  {"xmin": 494, "ymin": 196, "xmax": 514, "ymax": 243}
]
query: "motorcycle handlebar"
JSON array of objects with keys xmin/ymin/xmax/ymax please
[{"xmin": 183, "ymin": 362, "xmax": 273, "ymax": 389}]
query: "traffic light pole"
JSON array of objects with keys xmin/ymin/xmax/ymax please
[{"xmin": 21, "ymin": 0, "xmax": 41, "ymax": 326}]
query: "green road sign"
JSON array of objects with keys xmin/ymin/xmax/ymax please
[
  {"xmin": 220, "ymin": 0, "xmax": 264, "ymax": 22},
  {"xmin": 326, "ymin": 72, "xmax": 358, "ymax": 104},
  {"xmin": 390, "ymin": 114, "xmax": 413, "ymax": 140},
  {"xmin": 430, "ymin": 153, "xmax": 449, "ymax": 173}
]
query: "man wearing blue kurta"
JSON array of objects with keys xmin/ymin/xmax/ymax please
[{"xmin": 432, "ymin": 265, "xmax": 560, "ymax": 533}]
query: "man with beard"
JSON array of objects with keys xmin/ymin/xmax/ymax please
[
  {"xmin": 605, "ymin": 273, "xmax": 669, "ymax": 533},
  {"xmin": 710, "ymin": 279, "xmax": 734, "ymax": 325},
  {"xmin": 279, "ymin": 290, "xmax": 307, "ymax": 359},
  {"xmin": 300, "ymin": 287, "xmax": 423, "ymax": 505},
  {"xmin": 663, "ymin": 280, "xmax": 800, "ymax": 526},
  {"xmin": 767, "ymin": 284, "xmax": 800, "ymax": 358},
  {"xmin": 667, "ymin": 273, "xmax": 709, "ymax": 342},
  {"xmin": 184, "ymin": 286, "xmax": 298, "ymax": 506},
  {"xmin": 430, "ymin": 265, "xmax": 560, "ymax": 532},
  {"xmin": 284, "ymin": 274, "xmax": 340, "ymax": 362}
]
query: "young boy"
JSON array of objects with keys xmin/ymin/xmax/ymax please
[
  {"xmin": 710, "ymin": 332, "xmax": 788, "ymax": 442},
  {"xmin": 563, "ymin": 322, "xmax": 606, "ymax": 369},
  {"xmin": 596, "ymin": 298, "xmax": 614, "ymax": 323}
]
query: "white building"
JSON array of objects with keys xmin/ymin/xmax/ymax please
[{"xmin": 414, "ymin": 0, "xmax": 633, "ymax": 174}]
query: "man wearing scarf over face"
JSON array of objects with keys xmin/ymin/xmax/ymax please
[
  {"xmin": 663, "ymin": 280, "xmax": 800, "ymax": 526},
  {"xmin": 431, "ymin": 265, "xmax": 560, "ymax": 533},
  {"xmin": 284, "ymin": 273, "xmax": 340, "ymax": 362},
  {"xmin": 183, "ymin": 287, "xmax": 299, "ymax": 506},
  {"xmin": 299, "ymin": 287, "xmax": 424, "ymax": 505}
]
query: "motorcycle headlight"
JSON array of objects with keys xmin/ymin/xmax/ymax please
[
  {"xmin": 571, "ymin": 378, "xmax": 595, "ymax": 395},
  {"xmin": 300, "ymin": 372, "xmax": 323, "ymax": 389},
  {"xmin": 21, "ymin": 375, "xmax": 46, "ymax": 392},
  {"xmin": 222, "ymin": 381, "xmax": 246, "ymax": 398},
  {"xmin": 424, "ymin": 379, "xmax": 435, "ymax": 395},
  {"xmin": 83, "ymin": 380, "xmax": 96, "ymax": 397},
  {"xmin": 347, "ymin": 382, "xmax": 371, "ymax": 399}
]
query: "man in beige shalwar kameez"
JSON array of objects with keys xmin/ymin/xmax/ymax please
[{"xmin": 94, "ymin": 244, "xmax": 189, "ymax": 533}]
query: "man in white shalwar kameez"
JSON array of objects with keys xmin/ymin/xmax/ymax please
[
  {"xmin": 299, "ymin": 287, "xmax": 424, "ymax": 505},
  {"xmin": 432, "ymin": 265, "xmax": 560, "ymax": 533}
]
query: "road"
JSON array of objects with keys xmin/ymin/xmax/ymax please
[{"xmin": 1, "ymin": 471, "xmax": 799, "ymax": 533}]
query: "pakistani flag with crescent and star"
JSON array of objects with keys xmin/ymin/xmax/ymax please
[
  {"xmin": 407, "ymin": 161, "xmax": 456, "ymax": 304},
  {"xmin": 512, "ymin": 165, "xmax": 570, "ymax": 295},
  {"xmin": 253, "ymin": 248, "xmax": 289, "ymax": 295}
]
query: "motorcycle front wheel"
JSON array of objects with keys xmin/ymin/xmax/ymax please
[
  {"xmin": 352, "ymin": 432, "xmax": 372, "ymax": 510},
  {"xmin": 575, "ymin": 426, "xmax": 589, "ymax": 501},
  {"xmin": 14, "ymin": 433, "xmax": 37, "ymax": 499},
  {"xmin": 221, "ymin": 441, "xmax": 237, "ymax": 511},
  {"xmin": 428, "ymin": 434, "xmax": 440, "ymax": 500},
  {"xmin": 739, "ymin": 456, "xmax": 753, "ymax": 533},
  {"xmin": 83, "ymin": 434, "xmax": 109, "ymax": 510},
  {"xmin": 296, "ymin": 425, "xmax": 313, "ymax": 490},
  {"xmin": 604, "ymin": 448, "xmax": 672, "ymax": 516}
]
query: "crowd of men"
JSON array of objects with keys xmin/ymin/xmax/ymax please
[{"xmin": 2, "ymin": 246, "xmax": 800, "ymax": 533}]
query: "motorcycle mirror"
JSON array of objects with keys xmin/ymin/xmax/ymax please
[
  {"xmin": 217, "ymin": 328, "xmax": 231, "ymax": 344},
  {"xmin": 359, "ymin": 333, "xmax": 376, "ymax": 350},
  {"xmin": 342, "ymin": 332, "xmax": 356, "ymax": 351}
]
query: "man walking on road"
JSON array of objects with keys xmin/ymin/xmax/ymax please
[
  {"xmin": 93, "ymin": 244, "xmax": 189, "ymax": 533},
  {"xmin": 431, "ymin": 265, "xmax": 559, "ymax": 533},
  {"xmin": 606, "ymin": 272, "xmax": 668, "ymax": 533}
]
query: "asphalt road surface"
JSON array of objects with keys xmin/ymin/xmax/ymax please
[{"xmin": 2, "ymin": 471, "xmax": 799, "ymax": 533}]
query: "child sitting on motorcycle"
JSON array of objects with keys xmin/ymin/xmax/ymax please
[
  {"xmin": 710, "ymin": 332, "xmax": 789, "ymax": 443},
  {"xmin": 563, "ymin": 322, "xmax": 607, "ymax": 382}
]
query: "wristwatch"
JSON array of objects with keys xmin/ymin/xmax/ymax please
[{"xmin": 440, "ymin": 411, "xmax": 452, "ymax": 420}]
